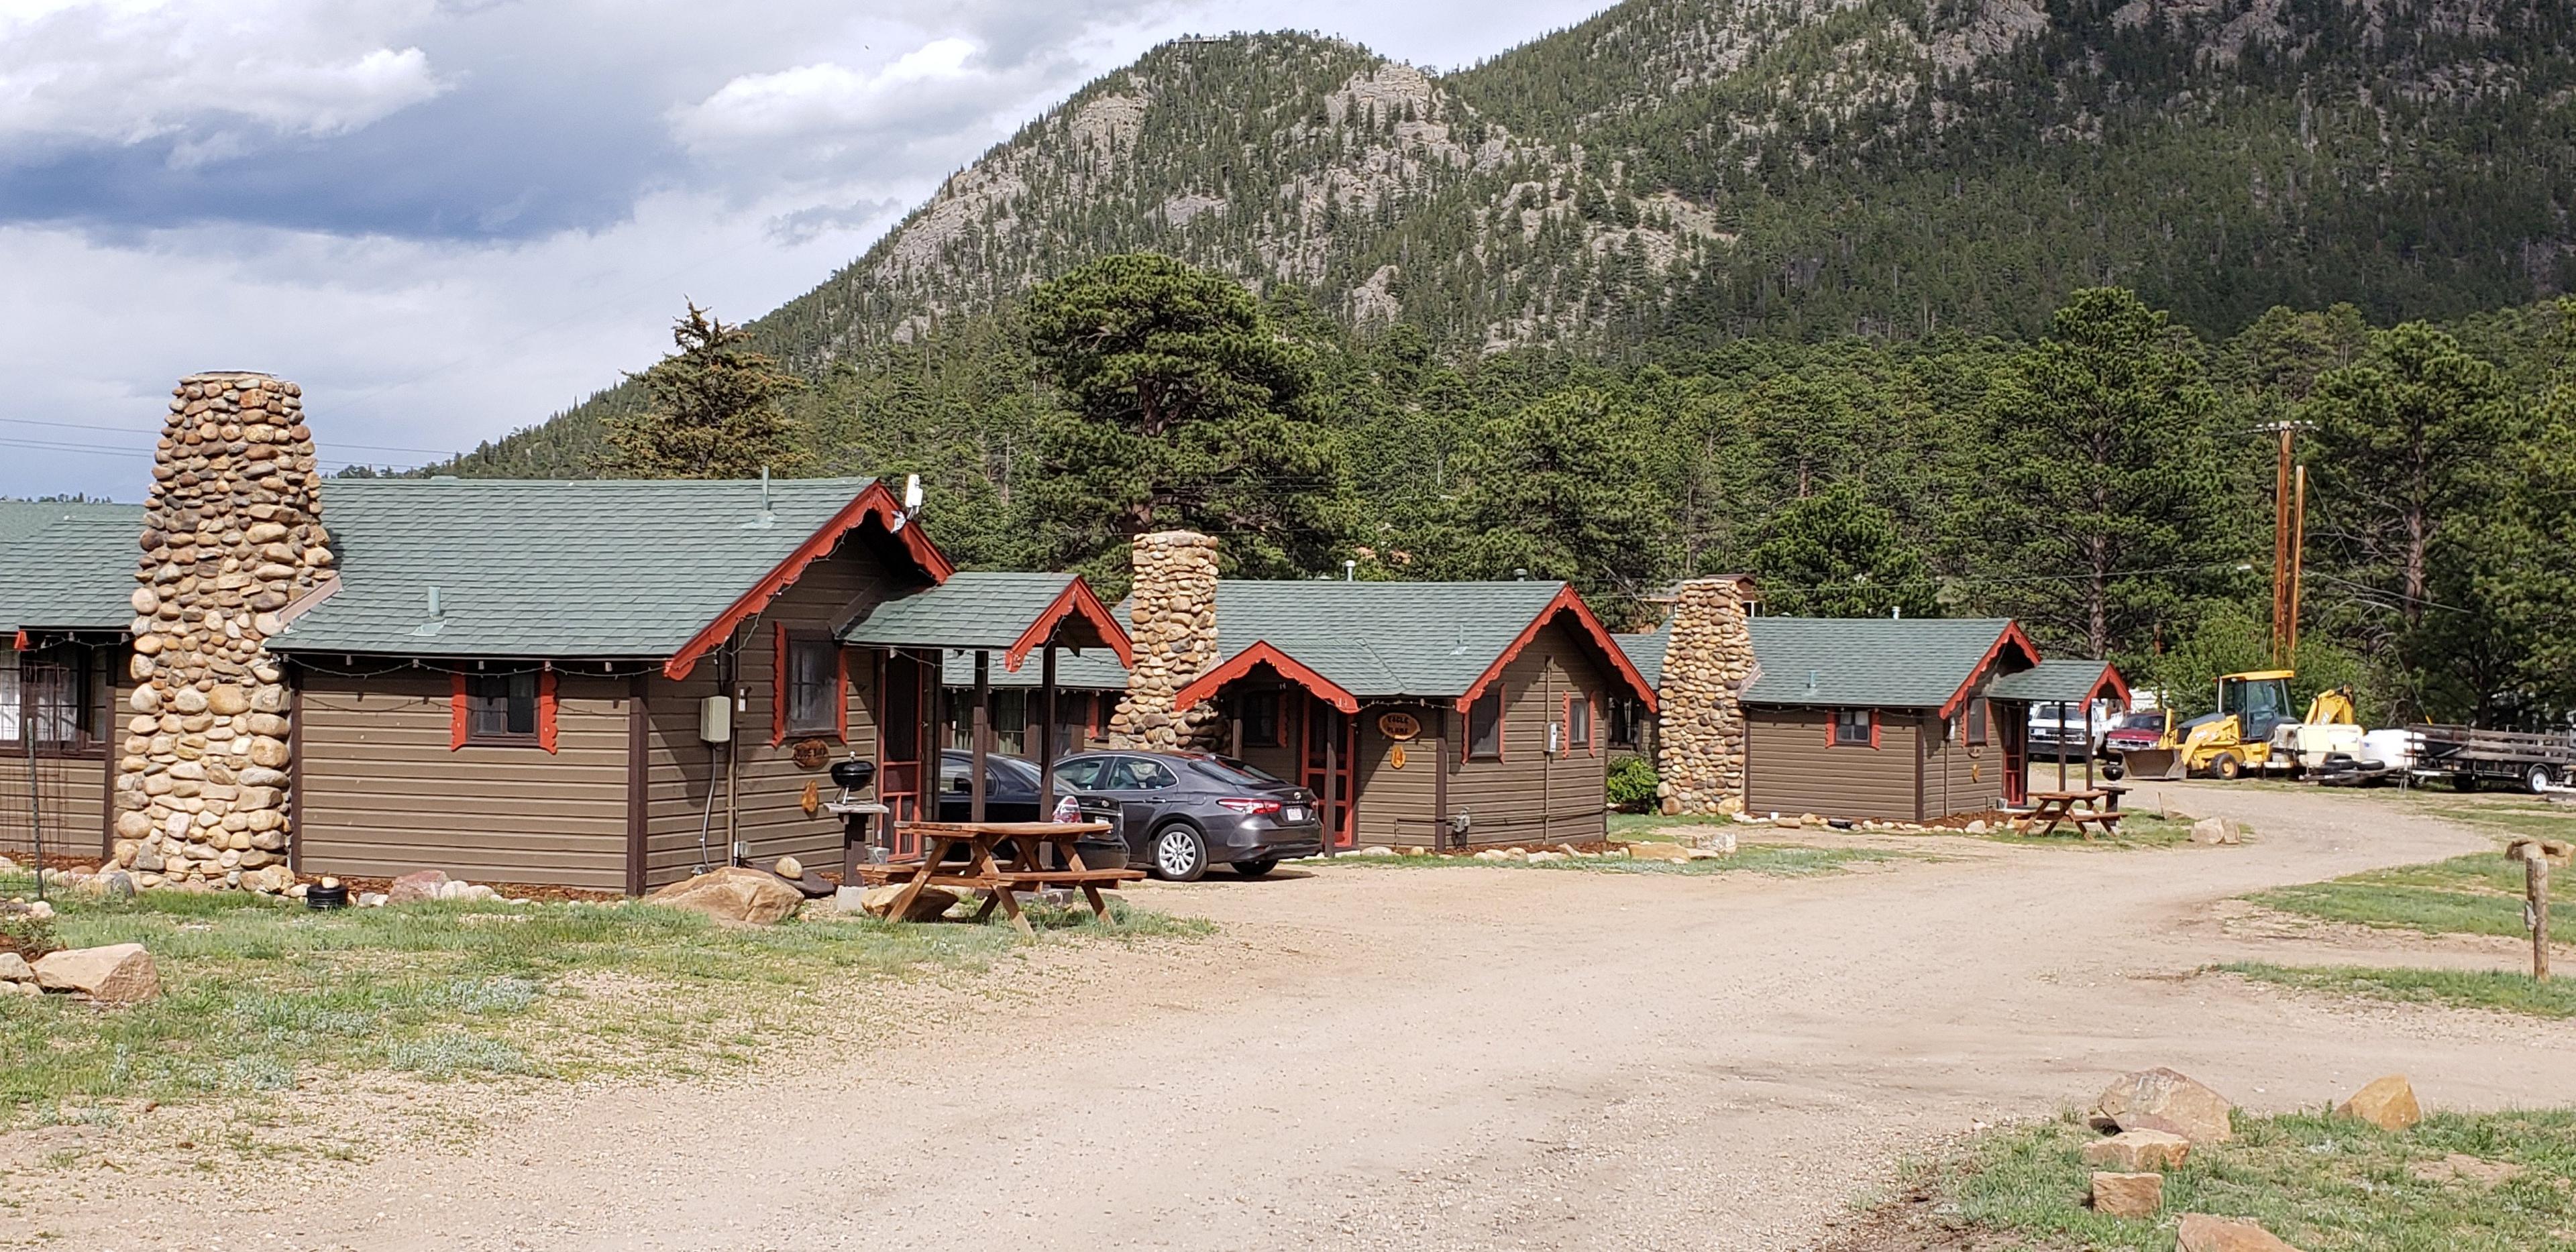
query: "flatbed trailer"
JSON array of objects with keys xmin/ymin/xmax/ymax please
[{"xmin": 2408, "ymin": 724, "xmax": 2576, "ymax": 793}]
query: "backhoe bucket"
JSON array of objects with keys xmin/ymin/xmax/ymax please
[{"xmin": 2121, "ymin": 748, "xmax": 2184, "ymax": 781}]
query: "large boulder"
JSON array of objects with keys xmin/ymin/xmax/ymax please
[
  {"xmin": 649, "ymin": 867, "xmax": 806, "ymax": 925},
  {"xmin": 2176, "ymin": 1213, "xmax": 2305, "ymax": 1251},
  {"xmin": 2332, "ymin": 1074, "xmax": 2421, "ymax": 1131},
  {"xmin": 2089, "ymin": 1067, "xmax": 2235, "ymax": 1143},
  {"xmin": 2090, "ymin": 1171, "xmax": 2163, "ymax": 1218},
  {"xmin": 33, "ymin": 944, "xmax": 160, "ymax": 1003},
  {"xmin": 857, "ymin": 883, "xmax": 963, "ymax": 922},
  {"xmin": 2190, "ymin": 817, "xmax": 2241, "ymax": 845},
  {"xmin": 2080, "ymin": 1129, "xmax": 2192, "ymax": 1172},
  {"xmin": 387, "ymin": 869, "xmax": 449, "ymax": 904},
  {"xmin": 1622, "ymin": 841, "xmax": 1693, "ymax": 862},
  {"xmin": 0, "ymin": 952, "xmax": 31, "ymax": 983}
]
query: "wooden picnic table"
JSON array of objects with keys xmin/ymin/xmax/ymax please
[
  {"xmin": 852, "ymin": 821, "xmax": 1142, "ymax": 936},
  {"xmin": 2025, "ymin": 790, "xmax": 2125, "ymax": 840}
]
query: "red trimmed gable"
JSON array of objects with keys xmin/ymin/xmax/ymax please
[
  {"xmin": 1454, "ymin": 585, "xmax": 1660, "ymax": 714},
  {"xmin": 1938, "ymin": 620, "xmax": 2043, "ymax": 718},
  {"xmin": 663, "ymin": 479, "xmax": 951, "ymax": 680},
  {"xmin": 1003, "ymin": 577, "xmax": 1134, "ymax": 671},
  {"xmin": 1171, "ymin": 641, "xmax": 1361, "ymax": 714}
]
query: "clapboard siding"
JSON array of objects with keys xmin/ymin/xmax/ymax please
[
  {"xmin": 641, "ymin": 535, "xmax": 900, "ymax": 889},
  {"xmin": 1745, "ymin": 706, "xmax": 1923, "ymax": 822},
  {"xmin": 1443, "ymin": 624, "xmax": 1612, "ymax": 847},
  {"xmin": 1919, "ymin": 711, "xmax": 2006, "ymax": 818},
  {"xmin": 1350, "ymin": 701, "xmax": 1441, "ymax": 846},
  {"xmin": 294, "ymin": 671, "xmax": 634, "ymax": 889}
]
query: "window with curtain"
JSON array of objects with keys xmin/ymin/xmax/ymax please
[
  {"xmin": 786, "ymin": 636, "xmax": 839, "ymax": 735},
  {"xmin": 1467, "ymin": 687, "xmax": 1504, "ymax": 758},
  {"xmin": 466, "ymin": 672, "xmax": 539, "ymax": 741}
]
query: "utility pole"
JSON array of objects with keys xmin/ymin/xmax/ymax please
[{"xmin": 2262, "ymin": 420, "xmax": 2313, "ymax": 667}]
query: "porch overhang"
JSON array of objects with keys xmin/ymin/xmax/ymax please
[
  {"xmin": 1984, "ymin": 657, "xmax": 2131, "ymax": 709},
  {"xmin": 1171, "ymin": 641, "xmax": 1360, "ymax": 714},
  {"xmin": 837, "ymin": 571, "xmax": 1132, "ymax": 670}
]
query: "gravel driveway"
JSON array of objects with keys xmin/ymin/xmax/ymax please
[{"xmin": 23, "ymin": 783, "xmax": 2576, "ymax": 1251}]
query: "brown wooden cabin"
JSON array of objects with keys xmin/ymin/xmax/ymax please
[
  {"xmin": 1156, "ymin": 581, "xmax": 1660, "ymax": 850},
  {"xmin": 0, "ymin": 503, "xmax": 146, "ymax": 866},
  {"xmin": 0, "ymin": 478, "xmax": 1128, "ymax": 893},
  {"xmin": 1619, "ymin": 617, "xmax": 2050, "ymax": 823}
]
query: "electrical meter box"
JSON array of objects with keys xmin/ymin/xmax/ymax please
[{"xmin": 699, "ymin": 694, "xmax": 733, "ymax": 744}]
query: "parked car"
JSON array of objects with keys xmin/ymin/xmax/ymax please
[
  {"xmin": 933, "ymin": 748, "xmax": 1126, "ymax": 869},
  {"xmin": 2101, "ymin": 709, "xmax": 2168, "ymax": 758},
  {"xmin": 2026, "ymin": 703, "xmax": 2112, "ymax": 761},
  {"xmin": 1053, "ymin": 750, "xmax": 1324, "ymax": 882}
]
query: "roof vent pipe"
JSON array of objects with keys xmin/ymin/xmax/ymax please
[
  {"xmin": 759, "ymin": 465, "xmax": 771, "ymax": 515},
  {"xmin": 1807, "ymin": 669, "xmax": 1818, "ymax": 695},
  {"xmin": 1344, "ymin": 559, "xmax": 1356, "ymax": 581},
  {"xmin": 428, "ymin": 585, "xmax": 442, "ymax": 618}
]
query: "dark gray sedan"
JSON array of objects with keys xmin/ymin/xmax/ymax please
[{"xmin": 1055, "ymin": 751, "xmax": 1323, "ymax": 881}]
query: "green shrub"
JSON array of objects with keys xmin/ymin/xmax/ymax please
[
  {"xmin": 1607, "ymin": 756, "xmax": 1660, "ymax": 812},
  {"xmin": 1, "ymin": 903, "xmax": 62, "ymax": 961}
]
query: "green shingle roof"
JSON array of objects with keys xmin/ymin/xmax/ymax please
[
  {"xmin": 1741, "ymin": 617, "xmax": 2022, "ymax": 708},
  {"xmin": 1613, "ymin": 631, "xmax": 1667, "ymax": 689},
  {"xmin": 941, "ymin": 648, "xmax": 1130, "ymax": 689},
  {"xmin": 270, "ymin": 476, "xmax": 883, "ymax": 658},
  {"xmin": 841, "ymin": 571, "xmax": 1104, "ymax": 657},
  {"xmin": 1198, "ymin": 580, "xmax": 1580, "ymax": 699},
  {"xmin": 1617, "ymin": 616, "xmax": 2029, "ymax": 709},
  {"xmin": 1986, "ymin": 658, "xmax": 2125, "ymax": 705},
  {"xmin": 0, "ymin": 506, "xmax": 146, "ymax": 633}
]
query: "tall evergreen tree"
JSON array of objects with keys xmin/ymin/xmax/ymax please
[
  {"xmin": 1748, "ymin": 490, "xmax": 1938, "ymax": 619},
  {"xmin": 1957, "ymin": 288, "xmax": 2224, "ymax": 661},
  {"xmin": 1442, "ymin": 387, "xmax": 1666, "ymax": 618},
  {"xmin": 1020, "ymin": 252, "xmax": 1342, "ymax": 581},
  {"xmin": 604, "ymin": 303, "xmax": 808, "ymax": 479}
]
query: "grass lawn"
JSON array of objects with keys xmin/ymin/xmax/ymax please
[
  {"xmin": 2218, "ymin": 963, "xmax": 2576, "ymax": 1019},
  {"xmin": 2246, "ymin": 853, "xmax": 2571, "ymax": 942},
  {"xmin": 1338, "ymin": 842, "xmax": 1906, "ymax": 878},
  {"xmin": 0, "ymin": 870, "xmax": 1204, "ymax": 1129},
  {"xmin": 2394, "ymin": 791, "xmax": 2576, "ymax": 844},
  {"xmin": 1958, "ymin": 811, "xmax": 2204, "ymax": 850},
  {"xmin": 1894, "ymin": 1106, "xmax": 2576, "ymax": 1251}
]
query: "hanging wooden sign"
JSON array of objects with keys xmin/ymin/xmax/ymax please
[
  {"xmin": 799, "ymin": 779, "xmax": 822, "ymax": 817},
  {"xmin": 1377, "ymin": 711, "xmax": 1421, "ymax": 741},
  {"xmin": 792, "ymin": 738, "xmax": 833, "ymax": 771},
  {"xmin": 1390, "ymin": 744, "xmax": 1409, "ymax": 770}
]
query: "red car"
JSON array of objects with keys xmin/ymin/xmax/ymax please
[{"xmin": 2102, "ymin": 710, "xmax": 2167, "ymax": 755}]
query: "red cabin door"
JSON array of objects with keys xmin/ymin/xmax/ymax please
[
  {"xmin": 1301, "ymin": 698, "xmax": 1356, "ymax": 849},
  {"xmin": 878, "ymin": 655, "xmax": 929, "ymax": 856},
  {"xmin": 2000, "ymin": 715, "xmax": 2029, "ymax": 806}
]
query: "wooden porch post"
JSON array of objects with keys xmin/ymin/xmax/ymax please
[
  {"xmin": 2084, "ymin": 697, "xmax": 2096, "ymax": 791},
  {"xmin": 1038, "ymin": 644, "xmax": 1059, "ymax": 804},
  {"xmin": 2056, "ymin": 700, "xmax": 2069, "ymax": 793},
  {"xmin": 1322, "ymin": 705, "xmax": 1340, "ymax": 858},
  {"xmin": 971, "ymin": 649, "xmax": 991, "ymax": 823},
  {"xmin": 1432, "ymin": 707, "xmax": 1450, "ymax": 853}
]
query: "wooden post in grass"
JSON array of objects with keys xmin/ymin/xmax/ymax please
[{"xmin": 2508, "ymin": 838, "xmax": 2571, "ymax": 982}]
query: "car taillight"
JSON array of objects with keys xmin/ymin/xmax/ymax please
[
  {"xmin": 1217, "ymin": 798, "xmax": 1283, "ymax": 816},
  {"xmin": 1051, "ymin": 795, "xmax": 1083, "ymax": 823}
]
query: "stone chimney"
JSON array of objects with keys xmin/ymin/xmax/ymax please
[
  {"xmin": 111, "ymin": 373, "xmax": 333, "ymax": 893},
  {"xmin": 1654, "ymin": 578, "xmax": 1752, "ymax": 815},
  {"xmin": 1111, "ymin": 530, "xmax": 1224, "ymax": 752}
]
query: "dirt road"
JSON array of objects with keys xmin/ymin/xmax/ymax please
[{"xmin": 34, "ymin": 785, "xmax": 2576, "ymax": 1250}]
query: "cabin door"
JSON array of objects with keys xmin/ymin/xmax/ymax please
[
  {"xmin": 1300, "ymin": 698, "xmax": 1357, "ymax": 850},
  {"xmin": 878, "ymin": 654, "xmax": 930, "ymax": 855},
  {"xmin": 1999, "ymin": 712, "xmax": 2029, "ymax": 806}
]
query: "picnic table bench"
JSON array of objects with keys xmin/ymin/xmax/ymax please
[
  {"xmin": 2025, "ymin": 790, "xmax": 2125, "ymax": 840},
  {"xmin": 848, "ymin": 820, "xmax": 1143, "ymax": 935}
]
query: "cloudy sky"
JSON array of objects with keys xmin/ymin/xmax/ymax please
[{"xmin": 0, "ymin": 0, "xmax": 1611, "ymax": 501}]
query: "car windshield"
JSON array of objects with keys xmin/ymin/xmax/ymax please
[
  {"xmin": 1194, "ymin": 755, "xmax": 1286, "ymax": 787},
  {"xmin": 2114, "ymin": 712, "xmax": 2163, "ymax": 731}
]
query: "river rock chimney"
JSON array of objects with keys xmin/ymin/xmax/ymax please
[
  {"xmin": 1111, "ymin": 530, "xmax": 1224, "ymax": 752},
  {"xmin": 112, "ymin": 373, "xmax": 333, "ymax": 892},
  {"xmin": 1654, "ymin": 577, "xmax": 1752, "ymax": 815}
]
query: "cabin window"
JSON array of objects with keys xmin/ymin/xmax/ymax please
[
  {"xmin": 1053, "ymin": 691, "xmax": 1093, "ymax": 747},
  {"xmin": 1466, "ymin": 686, "xmax": 1505, "ymax": 759},
  {"xmin": 466, "ymin": 673, "xmax": 539, "ymax": 741},
  {"xmin": 784, "ymin": 636, "xmax": 841, "ymax": 736},
  {"xmin": 0, "ymin": 647, "xmax": 102, "ymax": 750},
  {"xmin": 1831, "ymin": 707, "xmax": 1877, "ymax": 748},
  {"xmin": 1607, "ymin": 697, "xmax": 1642, "ymax": 748},
  {"xmin": 1565, "ymin": 695, "xmax": 1593, "ymax": 752},
  {"xmin": 1237, "ymin": 688, "xmax": 1285, "ymax": 748},
  {"xmin": 1966, "ymin": 697, "xmax": 1988, "ymax": 746}
]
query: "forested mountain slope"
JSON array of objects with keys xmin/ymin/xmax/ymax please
[{"xmin": 463, "ymin": 0, "xmax": 2575, "ymax": 471}]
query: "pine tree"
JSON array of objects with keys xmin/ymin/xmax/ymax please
[
  {"xmin": 604, "ymin": 303, "xmax": 808, "ymax": 479},
  {"xmin": 1748, "ymin": 489, "xmax": 1938, "ymax": 619}
]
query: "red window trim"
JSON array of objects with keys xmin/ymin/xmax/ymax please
[
  {"xmin": 1562, "ymin": 693, "xmax": 1597, "ymax": 756},
  {"xmin": 1464, "ymin": 682, "xmax": 1505, "ymax": 762},
  {"xmin": 450, "ymin": 669, "xmax": 557, "ymax": 753},
  {"xmin": 1827, "ymin": 708, "xmax": 1880, "ymax": 750},
  {"xmin": 834, "ymin": 646, "xmax": 849, "ymax": 743},
  {"xmin": 771, "ymin": 622, "xmax": 790, "ymax": 746}
]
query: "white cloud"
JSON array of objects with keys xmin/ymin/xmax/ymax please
[{"xmin": 0, "ymin": 1, "xmax": 447, "ymax": 151}]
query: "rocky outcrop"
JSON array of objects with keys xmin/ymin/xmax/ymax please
[
  {"xmin": 1654, "ymin": 578, "xmax": 1752, "ymax": 815},
  {"xmin": 1112, "ymin": 531, "xmax": 1224, "ymax": 752},
  {"xmin": 113, "ymin": 373, "xmax": 329, "ymax": 892}
]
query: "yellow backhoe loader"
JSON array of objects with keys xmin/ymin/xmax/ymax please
[{"xmin": 2120, "ymin": 672, "xmax": 2358, "ymax": 780}]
